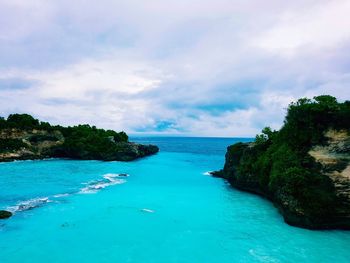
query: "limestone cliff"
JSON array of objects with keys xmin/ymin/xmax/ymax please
[
  {"xmin": 309, "ymin": 130, "xmax": 350, "ymax": 224},
  {"xmin": 214, "ymin": 96, "xmax": 350, "ymax": 229},
  {"xmin": 0, "ymin": 114, "xmax": 159, "ymax": 162},
  {"xmin": 0, "ymin": 129, "xmax": 64, "ymax": 161}
]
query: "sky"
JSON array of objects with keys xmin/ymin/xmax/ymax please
[{"xmin": 0, "ymin": 0, "xmax": 349, "ymax": 137}]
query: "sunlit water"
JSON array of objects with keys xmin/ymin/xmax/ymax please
[{"xmin": 0, "ymin": 137, "xmax": 349, "ymax": 263}]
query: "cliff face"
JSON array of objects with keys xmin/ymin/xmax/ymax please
[
  {"xmin": 309, "ymin": 130, "xmax": 350, "ymax": 222},
  {"xmin": 220, "ymin": 143, "xmax": 266, "ymax": 196},
  {"xmin": 0, "ymin": 116, "xmax": 159, "ymax": 162},
  {"xmin": 220, "ymin": 132, "xmax": 350, "ymax": 229},
  {"xmin": 216, "ymin": 96, "xmax": 350, "ymax": 230},
  {"xmin": 0, "ymin": 129, "xmax": 64, "ymax": 161}
]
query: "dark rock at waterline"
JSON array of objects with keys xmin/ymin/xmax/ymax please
[
  {"xmin": 208, "ymin": 170, "xmax": 224, "ymax": 178},
  {"xmin": 0, "ymin": 210, "xmax": 12, "ymax": 219},
  {"xmin": 51, "ymin": 142, "xmax": 159, "ymax": 162}
]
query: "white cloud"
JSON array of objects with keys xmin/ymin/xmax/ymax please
[
  {"xmin": 0, "ymin": 0, "xmax": 349, "ymax": 136},
  {"xmin": 255, "ymin": 0, "xmax": 350, "ymax": 55}
]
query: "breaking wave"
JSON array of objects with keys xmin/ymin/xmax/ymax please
[
  {"xmin": 7, "ymin": 197, "xmax": 51, "ymax": 213},
  {"xmin": 5, "ymin": 173, "xmax": 129, "ymax": 214},
  {"xmin": 79, "ymin": 173, "xmax": 127, "ymax": 194}
]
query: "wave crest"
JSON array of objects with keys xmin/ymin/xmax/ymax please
[
  {"xmin": 5, "ymin": 172, "xmax": 129, "ymax": 215},
  {"xmin": 79, "ymin": 173, "xmax": 127, "ymax": 194},
  {"xmin": 7, "ymin": 197, "xmax": 51, "ymax": 213}
]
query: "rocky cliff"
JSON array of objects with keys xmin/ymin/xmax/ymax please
[
  {"xmin": 309, "ymin": 130, "xmax": 350, "ymax": 224},
  {"xmin": 214, "ymin": 96, "xmax": 350, "ymax": 229},
  {"xmin": 0, "ymin": 128, "xmax": 64, "ymax": 162},
  {"xmin": 0, "ymin": 114, "xmax": 159, "ymax": 162}
]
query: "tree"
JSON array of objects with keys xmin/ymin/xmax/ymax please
[
  {"xmin": 7, "ymin": 114, "xmax": 39, "ymax": 129},
  {"xmin": 0, "ymin": 117, "xmax": 6, "ymax": 129},
  {"xmin": 255, "ymin": 127, "xmax": 275, "ymax": 145}
]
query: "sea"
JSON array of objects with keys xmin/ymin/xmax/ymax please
[{"xmin": 0, "ymin": 137, "xmax": 349, "ymax": 263}]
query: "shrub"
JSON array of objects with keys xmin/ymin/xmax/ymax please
[{"xmin": 0, "ymin": 139, "xmax": 26, "ymax": 153}]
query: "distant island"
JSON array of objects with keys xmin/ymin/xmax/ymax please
[
  {"xmin": 213, "ymin": 95, "xmax": 350, "ymax": 229},
  {"xmin": 0, "ymin": 114, "xmax": 159, "ymax": 162}
]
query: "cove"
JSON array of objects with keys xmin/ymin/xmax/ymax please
[{"xmin": 0, "ymin": 137, "xmax": 349, "ymax": 263}]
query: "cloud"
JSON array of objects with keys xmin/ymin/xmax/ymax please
[
  {"xmin": 0, "ymin": 77, "xmax": 38, "ymax": 90},
  {"xmin": 0, "ymin": 0, "xmax": 349, "ymax": 136},
  {"xmin": 255, "ymin": 0, "xmax": 350, "ymax": 55}
]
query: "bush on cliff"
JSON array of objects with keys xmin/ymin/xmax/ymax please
[
  {"xmin": 0, "ymin": 139, "xmax": 27, "ymax": 153},
  {"xmin": 6, "ymin": 114, "xmax": 40, "ymax": 129}
]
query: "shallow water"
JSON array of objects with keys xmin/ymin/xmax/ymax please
[{"xmin": 0, "ymin": 137, "xmax": 349, "ymax": 263}]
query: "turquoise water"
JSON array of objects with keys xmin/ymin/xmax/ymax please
[{"xmin": 1, "ymin": 137, "xmax": 350, "ymax": 263}]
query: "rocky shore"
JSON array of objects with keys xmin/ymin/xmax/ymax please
[
  {"xmin": 0, "ymin": 114, "xmax": 159, "ymax": 162},
  {"xmin": 0, "ymin": 128, "xmax": 159, "ymax": 162}
]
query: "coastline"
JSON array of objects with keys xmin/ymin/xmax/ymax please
[{"xmin": 211, "ymin": 96, "xmax": 350, "ymax": 230}]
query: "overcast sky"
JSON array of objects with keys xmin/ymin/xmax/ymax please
[{"xmin": 0, "ymin": 0, "xmax": 349, "ymax": 136}]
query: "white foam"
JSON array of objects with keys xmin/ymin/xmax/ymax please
[
  {"xmin": 79, "ymin": 177, "xmax": 126, "ymax": 194},
  {"xmin": 79, "ymin": 182, "xmax": 109, "ymax": 194},
  {"xmin": 103, "ymin": 173, "xmax": 129, "ymax": 181},
  {"xmin": 7, "ymin": 197, "xmax": 51, "ymax": 213},
  {"xmin": 203, "ymin": 171, "xmax": 213, "ymax": 176},
  {"xmin": 4, "ymin": 173, "xmax": 129, "ymax": 215},
  {"xmin": 249, "ymin": 249, "xmax": 279, "ymax": 263},
  {"xmin": 53, "ymin": 193, "xmax": 70, "ymax": 198},
  {"xmin": 79, "ymin": 186, "xmax": 99, "ymax": 194},
  {"xmin": 141, "ymin": 208, "xmax": 155, "ymax": 213}
]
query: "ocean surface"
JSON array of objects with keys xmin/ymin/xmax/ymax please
[{"xmin": 1, "ymin": 137, "xmax": 350, "ymax": 263}]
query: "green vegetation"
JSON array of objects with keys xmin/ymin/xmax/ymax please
[
  {"xmin": 0, "ymin": 139, "xmax": 27, "ymax": 153},
  {"xmin": 53, "ymin": 124, "xmax": 129, "ymax": 160},
  {"xmin": 6, "ymin": 114, "xmax": 40, "ymax": 129},
  {"xmin": 0, "ymin": 114, "xmax": 128, "ymax": 142},
  {"xmin": 0, "ymin": 113, "xmax": 147, "ymax": 161},
  {"xmin": 0, "ymin": 113, "xmax": 158, "ymax": 162},
  {"xmin": 222, "ymin": 95, "xmax": 350, "ymax": 228}
]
